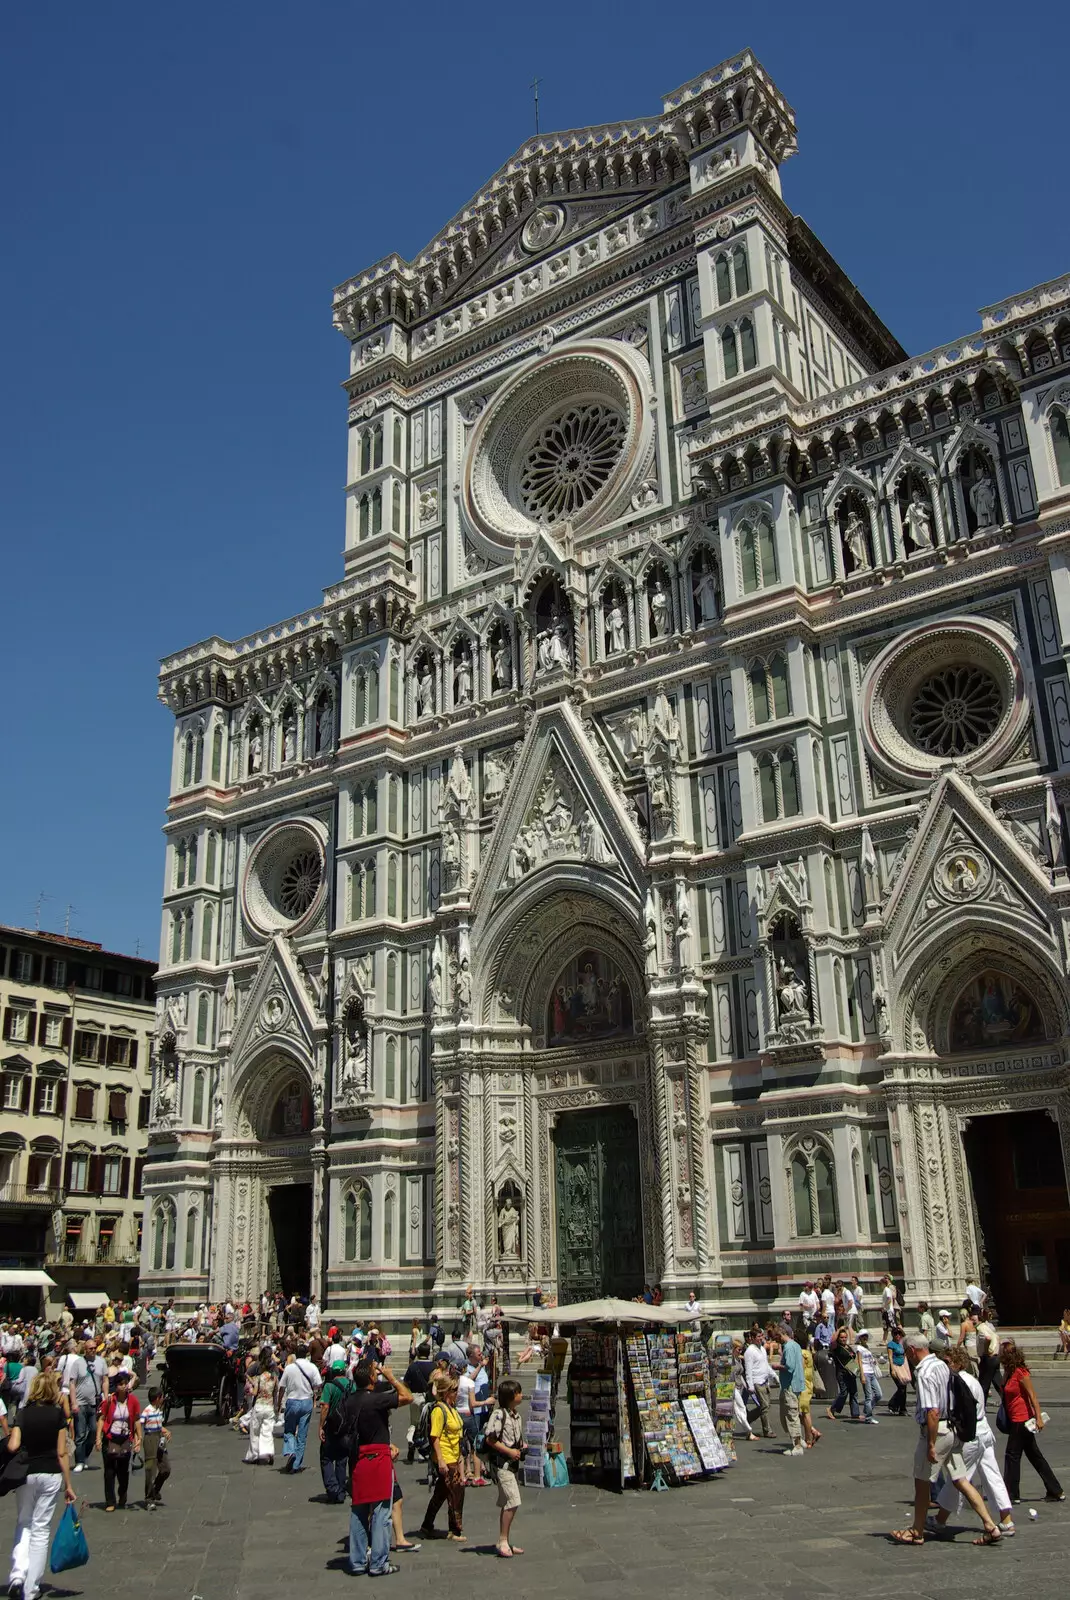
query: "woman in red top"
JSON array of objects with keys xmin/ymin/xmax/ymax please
[
  {"xmin": 1000, "ymin": 1342, "xmax": 1063, "ymax": 1503},
  {"xmin": 94, "ymin": 1370, "xmax": 142, "ymax": 1512}
]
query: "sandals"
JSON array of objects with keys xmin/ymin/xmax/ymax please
[
  {"xmin": 972, "ymin": 1528, "xmax": 1002, "ymax": 1546},
  {"xmin": 890, "ymin": 1528, "xmax": 925, "ymax": 1544}
]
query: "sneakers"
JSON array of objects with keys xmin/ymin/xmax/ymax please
[
  {"xmin": 73, "ymin": 1463, "xmax": 85, "ymax": 1472},
  {"xmin": 1045, "ymin": 1492, "xmax": 1065, "ymax": 1502},
  {"xmin": 783, "ymin": 1446, "xmax": 805, "ymax": 1456},
  {"xmin": 369, "ymin": 1565, "xmax": 400, "ymax": 1577},
  {"xmin": 8, "ymin": 1582, "xmax": 25, "ymax": 1600}
]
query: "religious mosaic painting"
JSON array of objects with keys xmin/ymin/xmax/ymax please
[
  {"xmin": 948, "ymin": 972, "xmax": 1046, "ymax": 1051},
  {"xmin": 546, "ymin": 949, "xmax": 633, "ymax": 1044}
]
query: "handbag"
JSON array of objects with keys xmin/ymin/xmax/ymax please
[
  {"xmin": 49, "ymin": 1503, "xmax": 90, "ymax": 1573},
  {"xmin": 543, "ymin": 1451, "xmax": 569, "ymax": 1488},
  {"xmin": 0, "ymin": 1447, "xmax": 29, "ymax": 1498},
  {"xmin": 890, "ymin": 1361, "xmax": 911, "ymax": 1386},
  {"xmin": 995, "ymin": 1401, "xmax": 1009, "ymax": 1434}
]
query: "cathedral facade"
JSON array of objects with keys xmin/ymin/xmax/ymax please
[{"xmin": 141, "ymin": 50, "xmax": 1070, "ymax": 1326}]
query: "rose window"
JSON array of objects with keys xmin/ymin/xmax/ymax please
[
  {"xmin": 517, "ymin": 403, "xmax": 626, "ymax": 523},
  {"xmin": 908, "ymin": 665, "xmax": 1002, "ymax": 756},
  {"xmin": 278, "ymin": 850, "xmax": 322, "ymax": 918},
  {"xmin": 242, "ymin": 819, "xmax": 328, "ymax": 936}
]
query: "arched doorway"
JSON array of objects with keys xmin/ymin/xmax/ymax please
[
  {"xmin": 926, "ymin": 958, "xmax": 1070, "ymax": 1324},
  {"xmin": 213, "ymin": 1049, "xmax": 315, "ymax": 1302}
]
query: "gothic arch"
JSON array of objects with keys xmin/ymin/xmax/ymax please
[
  {"xmin": 226, "ymin": 1041, "xmax": 315, "ymax": 1142},
  {"xmin": 896, "ymin": 930, "xmax": 1068, "ymax": 1058},
  {"xmin": 474, "ymin": 876, "xmax": 644, "ymax": 1032}
]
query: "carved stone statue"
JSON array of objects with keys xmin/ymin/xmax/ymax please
[
  {"xmin": 649, "ymin": 689, "xmax": 680, "ymax": 753},
  {"xmin": 416, "ymin": 664, "xmax": 435, "ymax": 719},
  {"xmin": 248, "ymin": 730, "xmax": 263, "ymax": 774},
  {"xmin": 442, "ymin": 822, "xmax": 462, "ymax": 890},
  {"xmin": 428, "ymin": 952, "xmax": 443, "ymax": 1012},
  {"xmin": 649, "ymin": 578, "xmax": 671, "ymax": 638},
  {"xmin": 694, "ymin": 563, "xmax": 719, "ymax": 623},
  {"xmin": 497, "ymin": 1192, "xmax": 521, "ymax": 1259},
  {"xmin": 445, "ymin": 751, "xmax": 473, "ymax": 818},
  {"xmin": 903, "ymin": 490, "xmax": 935, "ymax": 551},
  {"xmin": 843, "ymin": 510, "xmax": 870, "ymax": 571},
  {"xmin": 455, "ymin": 958, "xmax": 472, "ymax": 1014},
  {"xmin": 549, "ymin": 616, "xmax": 571, "ymax": 670},
  {"xmin": 776, "ymin": 957, "xmax": 809, "ymax": 1020},
  {"xmin": 282, "ymin": 714, "xmax": 297, "ymax": 764},
  {"xmin": 453, "ymin": 651, "xmax": 472, "ymax": 706},
  {"xmin": 675, "ymin": 881, "xmax": 692, "ymax": 971},
  {"xmin": 491, "ymin": 636, "xmax": 512, "ymax": 691},
  {"xmin": 579, "ymin": 809, "xmax": 612, "ymax": 865},
  {"xmin": 605, "ymin": 598, "xmax": 627, "ymax": 655},
  {"xmin": 536, "ymin": 630, "xmax": 555, "ymax": 675},
  {"xmin": 311, "ymin": 1076, "xmax": 324, "ymax": 1123},
  {"xmin": 213, "ymin": 1089, "xmax": 224, "ymax": 1129},
  {"xmin": 221, "ymin": 971, "xmax": 236, "ymax": 1035},
  {"xmin": 341, "ymin": 1004, "xmax": 369, "ymax": 1096},
  {"xmin": 316, "ymin": 699, "xmax": 334, "ymax": 753},
  {"xmin": 969, "ymin": 464, "xmax": 998, "ymax": 528}
]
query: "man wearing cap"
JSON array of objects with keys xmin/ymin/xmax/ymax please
[
  {"xmin": 318, "ymin": 1358, "xmax": 356, "ymax": 1502},
  {"xmin": 933, "ymin": 1310, "xmax": 953, "ymax": 1350}
]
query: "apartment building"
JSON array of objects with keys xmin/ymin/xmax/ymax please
[{"xmin": 0, "ymin": 925, "xmax": 155, "ymax": 1317}]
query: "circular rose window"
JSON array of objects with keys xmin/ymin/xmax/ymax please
[
  {"xmin": 861, "ymin": 618, "xmax": 1028, "ymax": 785},
  {"xmin": 242, "ymin": 819, "xmax": 327, "ymax": 937},
  {"xmin": 461, "ymin": 339, "xmax": 655, "ymax": 557}
]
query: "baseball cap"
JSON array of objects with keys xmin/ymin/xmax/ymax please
[
  {"xmin": 330, "ymin": 1359, "xmax": 346, "ymax": 1372},
  {"xmin": 857, "ymin": 1330, "xmax": 870, "ymax": 1340}
]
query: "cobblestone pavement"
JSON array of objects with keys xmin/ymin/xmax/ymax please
[{"xmin": 3, "ymin": 1377, "xmax": 1069, "ymax": 1600}]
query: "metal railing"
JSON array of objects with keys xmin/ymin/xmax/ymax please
[{"xmin": 0, "ymin": 1183, "xmax": 63, "ymax": 1207}]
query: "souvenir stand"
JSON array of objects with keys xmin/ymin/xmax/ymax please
[{"xmin": 518, "ymin": 1299, "xmax": 730, "ymax": 1490}]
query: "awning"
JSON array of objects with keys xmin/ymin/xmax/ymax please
[
  {"xmin": 66, "ymin": 1291, "xmax": 111, "ymax": 1312},
  {"xmin": 517, "ymin": 1297, "xmax": 691, "ymax": 1327},
  {"xmin": 0, "ymin": 1269, "xmax": 57, "ymax": 1289}
]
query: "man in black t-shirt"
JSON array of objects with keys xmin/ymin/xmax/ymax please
[
  {"xmin": 402, "ymin": 1343, "xmax": 436, "ymax": 1463},
  {"xmin": 333, "ymin": 1360, "xmax": 412, "ymax": 1577}
]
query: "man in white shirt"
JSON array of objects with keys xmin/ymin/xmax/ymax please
[
  {"xmin": 686, "ymin": 1291, "xmax": 703, "ymax": 1331},
  {"xmin": 880, "ymin": 1276, "xmax": 899, "ymax": 1333},
  {"xmin": 278, "ymin": 1345, "xmax": 323, "ymax": 1474},
  {"xmin": 892, "ymin": 1335, "xmax": 1001, "ymax": 1544},
  {"xmin": 819, "ymin": 1281, "xmax": 836, "ymax": 1325},
  {"xmin": 930, "ymin": 1352, "xmax": 1014, "ymax": 1536},
  {"xmin": 798, "ymin": 1282, "xmax": 820, "ymax": 1325},
  {"xmin": 305, "ymin": 1295, "xmax": 321, "ymax": 1335},
  {"xmin": 964, "ymin": 1281, "xmax": 985, "ymax": 1313},
  {"xmin": 850, "ymin": 1277, "xmax": 865, "ymax": 1329},
  {"xmin": 742, "ymin": 1332, "xmax": 776, "ymax": 1440}
]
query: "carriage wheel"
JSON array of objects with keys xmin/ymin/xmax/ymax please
[
  {"xmin": 184, "ymin": 1398, "xmax": 194, "ymax": 1421},
  {"xmin": 161, "ymin": 1386, "xmax": 172, "ymax": 1425},
  {"xmin": 217, "ymin": 1375, "xmax": 235, "ymax": 1424}
]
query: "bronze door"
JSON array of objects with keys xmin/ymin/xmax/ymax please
[{"xmin": 554, "ymin": 1106, "xmax": 644, "ymax": 1303}]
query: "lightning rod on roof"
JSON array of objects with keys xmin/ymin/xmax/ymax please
[{"xmin": 531, "ymin": 75, "xmax": 541, "ymax": 137}]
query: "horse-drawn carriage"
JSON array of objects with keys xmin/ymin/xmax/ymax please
[{"xmin": 159, "ymin": 1341, "xmax": 244, "ymax": 1424}]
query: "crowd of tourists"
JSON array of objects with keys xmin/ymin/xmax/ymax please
[
  {"xmin": 721, "ymin": 1274, "xmax": 1064, "ymax": 1548},
  {"xmin": 3, "ymin": 1278, "xmax": 1067, "ymax": 1591}
]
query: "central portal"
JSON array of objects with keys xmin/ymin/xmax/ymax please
[
  {"xmin": 554, "ymin": 1105, "xmax": 643, "ymax": 1302},
  {"xmin": 267, "ymin": 1182, "xmax": 313, "ymax": 1298},
  {"xmin": 963, "ymin": 1110, "xmax": 1070, "ymax": 1325}
]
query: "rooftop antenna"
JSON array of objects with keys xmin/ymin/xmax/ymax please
[
  {"xmin": 34, "ymin": 890, "xmax": 52, "ymax": 932},
  {"xmin": 64, "ymin": 904, "xmax": 77, "ymax": 937},
  {"xmin": 531, "ymin": 75, "xmax": 541, "ymax": 138}
]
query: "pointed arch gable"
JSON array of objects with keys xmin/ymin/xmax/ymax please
[
  {"xmin": 822, "ymin": 465, "xmax": 876, "ymax": 515},
  {"xmin": 878, "ymin": 440, "xmax": 940, "ymax": 496},
  {"xmin": 470, "ymin": 702, "xmax": 647, "ymax": 923}
]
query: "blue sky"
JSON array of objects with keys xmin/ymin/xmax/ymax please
[{"xmin": 2, "ymin": 1, "xmax": 1068, "ymax": 958}]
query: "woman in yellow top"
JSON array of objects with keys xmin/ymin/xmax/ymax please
[
  {"xmin": 797, "ymin": 1326, "xmax": 822, "ymax": 1449},
  {"xmin": 418, "ymin": 1376, "xmax": 467, "ymax": 1542},
  {"xmin": 1059, "ymin": 1310, "xmax": 1070, "ymax": 1356}
]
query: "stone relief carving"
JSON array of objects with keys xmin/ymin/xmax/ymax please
[{"xmin": 503, "ymin": 761, "xmax": 618, "ymax": 884}]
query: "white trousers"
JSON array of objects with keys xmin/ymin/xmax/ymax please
[
  {"xmin": 8, "ymin": 1473, "xmax": 64, "ymax": 1600},
  {"xmin": 245, "ymin": 1402, "xmax": 276, "ymax": 1462},
  {"xmin": 936, "ymin": 1427, "xmax": 1010, "ymax": 1517}
]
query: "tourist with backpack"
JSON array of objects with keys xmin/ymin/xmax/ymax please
[
  {"xmin": 417, "ymin": 1374, "xmax": 467, "ymax": 1542},
  {"xmin": 317, "ymin": 1360, "xmax": 354, "ymax": 1503},
  {"xmin": 401, "ymin": 1343, "xmax": 436, "ymax": 1465},
  {"xmin": 928, "ymin": 1346, "xmax": 1015, "ymax": 1537},
  {"xmin": 483, "ymin": 1380, "xmax": 527, "ymax": 1558},
  {"xmin": 330, "ymin": 1359, "xmax": 412, "ymax": 1577},
  {"xmin": 890, "ymin": 1334, "xmax": 1002, "ymax": 1545}
]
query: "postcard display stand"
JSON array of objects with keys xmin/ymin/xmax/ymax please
[
  {"xmin": 709, "ymin": 1335, "xmax": 738, "ymax": 1463},
  {"xmin": 522, "ymin": 1372, "xmax": 553, "ymax": 1487},
  {"xmin": 623, "ymin": 1331, "xmax": 729, "ymax": 1485},
  {"xmin": 567, "ymin": 1333, "xmax": 624, "ymax": 1483}
]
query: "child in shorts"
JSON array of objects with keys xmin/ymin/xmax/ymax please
[{"xmin": 141, "ymin": 1386, "xmax": 172, "ymax": 1507}]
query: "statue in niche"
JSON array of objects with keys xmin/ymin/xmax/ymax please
[
  {"xmin": 484, "ymin": 752, "xmax": 507, "ymax": 808},
  {"xmin": 694, "ymin": 561, "xmax": 719, "ymax": 623},
  {"xmin": 491, "ymin": 635, "xmax": 512, "ymax": 691},
  {"xmin": 969, "ymin": 464, "xmax": 998, "ymax": 528},
  {"xmin": 903, "ymin": 489, "xmax": 935, "ymax": 551},
  {"xmin": 442, "ymin": 822, "xmax": 462, "ymax": 889},
  {"xmin": 843, "ymin": 509, "xmax": 870, "ymax": 571},
  {"xmin": 675, "ymin": 881, "xmax": 692, "ymax": 971},
  {"xmin": 605, "ymin": 596, "xmax": 627, "ymax": 655},
  {"xmin": 311, "ymin": 1076, "xmax": 324, "ymax": 1124},
  {"xmin": 445, "ymin": 751, "xmax": 473, "ymax": 818},
  {"xmin": 427, "ymin": 950, "xmax": 444, "ymax": 1012},
  {"xmin": 550, "ymin": 615, "xmax": 572, "ymax": 670},
  {"xmin": 649, "ymin": 688, "xmax": 680, "ymax": 753},
  {"xmin": 341, "ymin": 1002, "xmax": 369, "ymax": 1095},
  {"xmin": 282, "ymin": 713, "xmax": 297, "ymax": 764},
  {"xmin": 536, "ymin": 629, "xmax": 555, "ymax": 674},
  {"xmin": 213, "ymin": 1089, "xmax": 224, "ymax": 1129},
  {"xmin": 316, "ymin": 699, "xmax": 334, "ymax": 753},
  {"xmin": 497, "ymin": 1190, "xmax": 521, "ymax": 1259},
  {"xmin": 649, "ymin": 577, "xmax": 671, "ymax": 638},
  {"xmin": 579, "ymin": 809, "xmax": 613, "ymax": 866},
  {"xmin": 454, "ymin": 650, "xmax": 472, "ymax": 706},
  {"xmin": 154, "ymin": 1059, "xmax": 177, "ymax": 1122},
  {"xmin": 416, "ymin": 663, "xmax": 435, "ymax": 719},
  {"xmin": 455, "ymin": 958, "xmax": 473, "ymax": 1015},
  {"xmin": 648, "ymin": 757, "xmax": 672, "ymax": 821},
  {"xmin": 776, "ymin": 957, "xmax": 809, "ymax": 1021},
  {"xmin": 621, "ymin": 709, "xmax": 646, "ymax": 764},
  {"xmin": 248, "ymin": 729, "xmax": 263, "ymax": 775}
]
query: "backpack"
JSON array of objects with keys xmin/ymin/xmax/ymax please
[
  {"xmin": 947, "ymin": 1372, "xmax": 977, "ymax": 1444},
  {"xmin": 413, "ymin": 1399, "xmax": 439, "ymax": 1454}
]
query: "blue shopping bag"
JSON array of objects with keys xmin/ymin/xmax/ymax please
[{"xmin": 50, "ymin": 1503, "xmax": 89, "ymax": 1573}]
